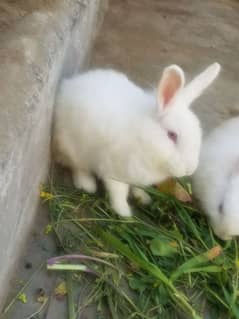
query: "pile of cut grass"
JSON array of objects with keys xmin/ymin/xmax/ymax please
[{"xmin": 42, "ymin": 181, "xmax": 239, "ymax": 319}]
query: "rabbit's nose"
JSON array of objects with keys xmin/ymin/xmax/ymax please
[{"xmin": 214, "ymin": 230, "xmax": 232, "ymax": 241}]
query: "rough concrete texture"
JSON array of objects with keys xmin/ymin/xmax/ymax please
[
  {"xmin": 0, "ymin": 0, "xmax": 107, "ymax": 309},
  {"xmin": 3, "ymin": 204, "xmax": 58, "ymax": 319},
  {"xmin": 91, "ymin": 0, "xmax": 239, "ymax": 134},
  {"xmin": 2, "ymin": 0, "xmax": 239, "ymax": 318}
]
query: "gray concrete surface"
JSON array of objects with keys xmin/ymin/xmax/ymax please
[
  {"xmin": 0, "ymin": 0, "xmax": 107, "ymax": 310},
  {"xmin": 2, "ymin": 0, "xmax": 239, "ymax": 319},
  {"xmin": 91, "ymin": 0, "xmax": 239, "ymax": 134},
  {"xmin": 2, "ymin": 204, "xmax": 58, "ymax": 319}
]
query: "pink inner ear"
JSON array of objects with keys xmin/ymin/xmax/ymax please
[
  {"xmin": 163, "ymin": 86, "xmax": 176, "ymax": 105},
  {"xmin": 160, "ymin": 69, "xmax": 183, "ymax": 108}
]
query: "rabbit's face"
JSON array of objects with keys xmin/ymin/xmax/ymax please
[
  {"xmin": 155, "ymin": 63, "xmax": 220, "ymax": 178},
  {"xmin": 209, "ymin": 173, "xmax": 239, "ymax": 240},
  {"xmin": 159, "ymin": 105, "xmax": 202, "ymax": 177}
]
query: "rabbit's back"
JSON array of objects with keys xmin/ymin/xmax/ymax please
[
  {"xmin": 58, "ymin": 69, "xmax": 154, "ymax": 116},
  {"xmin": 53, "ymin": 69, "xmax": 155, "ymax": 180},
  {"xmin": 199, "ymin": 117, "xmax": 239, "ymax": 175}
]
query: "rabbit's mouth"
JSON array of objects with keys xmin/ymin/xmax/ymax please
[
  {"xmin": 214, "ymin": 230, "xmax": 232, "ymax": 241},
  {"xmin": 210, "ymin": 217, "xmax": 231, "ymax": 241}
]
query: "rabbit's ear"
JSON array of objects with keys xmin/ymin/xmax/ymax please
[
  {"xmin": 183, "ymin": 63, "xmax": 221, "ymax": 106},
  {"xmin": 157, "ymin": 65, "xmax": 185, "ymax": 112}
]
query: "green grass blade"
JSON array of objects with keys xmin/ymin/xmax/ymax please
[
  {"xmin": 67, "ymin": 272, "xmax": 76, "ymax": 319},
  {"xmin": 99, "ymin": 230, "xmax": 202, "ymax": 319},
  {"xmin": 171, "ymin": 246, "xmax": 222, "ymax": 281}
]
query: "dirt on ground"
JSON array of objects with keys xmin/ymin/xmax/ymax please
[{"xmin": 0, "ymin": 0, "xmax": 61, "ymax": 31}]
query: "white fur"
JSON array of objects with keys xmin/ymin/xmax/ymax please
[
  {"xmin": 192, "ymin": 116, "xmax": 239, "ymax": 240},
  {"xmin": 53, "ymin": 64, "xmax": 220, "ymax": 216}
]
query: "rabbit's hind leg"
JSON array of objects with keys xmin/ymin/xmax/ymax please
[{"xmin": 131, "ymin": 187, "xmax": 151, "ymax": 205}]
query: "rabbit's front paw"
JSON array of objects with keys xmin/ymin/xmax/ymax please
[
  {"xmin": 73, "ymin": 171, "xmax": 97, "ymax": 193},
  {"xmin": 104, "ymin": 179, "xmax": 132, "ymax": 217},
  {"xmin": 112, "ymin": 201, "xmax": 132, "ymax": 217}
]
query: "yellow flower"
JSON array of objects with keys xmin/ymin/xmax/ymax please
[
  {"xmin": 17, "ymin": 293, "xmax": 27, "ymax": 304},
  {"xmin": 44, "ymin": 224, "xmax": 53, "ymax": 235},
  {"xmin": 54, "ymin": 281, "xmax": 67, "ymax": 299},
  {"xmin": 36, "ymin": 288, "xmax": 48, "ymax": 304},
  {"xmin": 206, "ymin": 245, "xmax": 222, "ymax": 260},
  {"xmin": 169, "ymin": 241, "xmax": 178, "ymax": 248},
  {"xmin": 40, "ymin": 190, "xmax": 54, "ymax": 200}
]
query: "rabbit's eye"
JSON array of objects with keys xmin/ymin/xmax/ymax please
[{"xmin": 167, "ymin": 130, "xmax": 178, "ymax": 143}]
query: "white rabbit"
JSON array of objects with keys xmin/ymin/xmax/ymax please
[
  {"xmin": 53, "ymin": 63, "xmax": 220, "ymax": 217},
  {"xmin": 192, "ymin": 116, "xmax": 239, "ymax": 240}
]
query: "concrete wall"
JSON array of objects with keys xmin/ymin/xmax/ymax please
[{"xmin": 0, "ymin": 0, "xmax": 107, "ymax": 307}]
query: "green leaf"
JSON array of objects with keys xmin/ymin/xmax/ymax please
[
  {"xmin": 99, "ymin": 230, "xmax": 202, "ymax": 319},
  {"xmin": 129, "ymin": 277, "xmax": 148, "ymax": 293},
  {"xmin": 180, "ymin": 265, "xmax": 222, "ymax": 275},
  {"xmin": 158, "ymin": 285, "xmax": 169, "ymax": 305},
  {"xmin": 222, "ymin": 286, "xmax": 239, "ymax": 319},
  {"xmin": 150, "ymin": 237, "xmax": 178, "ymax": 257},
  {"xmin": 171, "ymin": 246, "xmax": 222, "ymax": 281}
]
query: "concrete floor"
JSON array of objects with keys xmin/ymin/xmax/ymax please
[
  {"xmin": 3, "ymin": 0, "xmax": 239, "ymax": 318},
  {"xmin": 91, "ymin": 0, "xmax": 239, "ymax": 134}
]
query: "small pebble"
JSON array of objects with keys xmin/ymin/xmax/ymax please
[{"xmin": 24, "ymin": 261, "xmax": 32, "ymax": 269}]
